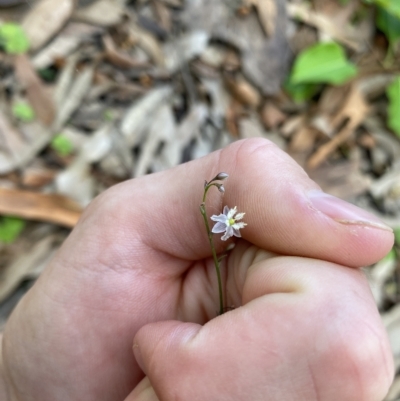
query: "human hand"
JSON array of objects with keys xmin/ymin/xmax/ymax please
[{"xmin": 1, "ymin": 139, "xmax": 394, "ymax": 401}]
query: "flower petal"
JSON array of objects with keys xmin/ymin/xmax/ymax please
[
  {"xmin": 234, "ymin": 212, "xmax": 245, "ymax": 220},
  {"xmin": 221, "ymin": 225, "xmax": 234, "ymax": 241},
  {"xmin": 212, "ymin": 221, "xmax": 227, "ymax": 233},
  {"xmin": 223, "ymin": 205, "xmax": 230, "ymax": 215},
  {"xmin": 232, "ymin": 222, "xmax": 247, "ymax": 230},
  {"xmin": 232, "ymin": 228, "xmax": 241, "ymax": 238},
  {"xmin": 211, "ymin": 213, "xmax": 227, "ymax": 223},
  {"xmin": 227, "ymin": 206, "xmax": 237, "ymax": 219}
]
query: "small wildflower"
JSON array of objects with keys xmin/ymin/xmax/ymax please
[{"xmin": 211, "ymin": 206, "xmax": 247, "ymax": 241}]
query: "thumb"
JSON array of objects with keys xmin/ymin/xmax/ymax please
[{"xmin": 128, "ymin": 321, "xmax": 202, "ymax": 401}]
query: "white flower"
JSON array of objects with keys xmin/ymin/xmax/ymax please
[{"xmin": 211, "ymin": 206, "xmax": 247, "ymax": 241}]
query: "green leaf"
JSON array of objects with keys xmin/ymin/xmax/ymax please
[
  {"xmin": 0, "ymin": 23, "xmax": 29, "ymax": 54},
  {"xmin": 394, "ymin": 228, "xmax": 400, "ymax": 245},
  {"xmin": 386, "ymin": 76, "xmax": 400, "ymax": 136},
  {"xmin": 0, "ymin": 216, "xmax": 26, "ymax": 244},
  {"xmin": 12, "ymin": 102, "xmax": 35, "ymax": 122},
  {"xmin": 376, "ymin": 6, "xmax": 400, "ymax": 46},
  {"xmin": 381, "ymin": 248, "xmax": 396, "ymax": 262},
  {"xmin": 284, "ymin": 80, "xmax": 320, "ymax": 103},
  {"xmin": 51, "ymin": 135, "xmax": 74, "ymax": 157},
  {"xmin": 366, "ymin": 0, "xmax": 400, "ymax": 19},
  {"xmin": 289, "ymin": 42, "xmax": 358, "ymax": 85}
]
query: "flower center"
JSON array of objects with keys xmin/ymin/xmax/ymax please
[{"xmin": 228, "ymin": 218, "xmax": 236, "ymax": 226}]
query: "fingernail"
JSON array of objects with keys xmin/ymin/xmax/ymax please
[{"xmin": 307, "ymin": 190, "xmax": 393, "ymax": 232}]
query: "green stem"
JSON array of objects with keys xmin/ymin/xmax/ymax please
[{"xmin": 201, "ymin": 184, "xmax": 224, "ymax": 315}]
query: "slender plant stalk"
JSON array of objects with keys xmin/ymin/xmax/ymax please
[{"xmin": 200, "ymin": 183, "xmax": 224, "ymax": 315}]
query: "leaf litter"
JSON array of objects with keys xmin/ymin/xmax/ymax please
[{"xmin": 0, "ymin": 0, "xmax": 400, "ymax": 396}]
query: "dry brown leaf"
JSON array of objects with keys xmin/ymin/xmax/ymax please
[
  {"xmin": 224, "ymin": 75, "xmax": 261, "ymax": 108},
  {"xmin": 246, "ymin": 0, "xmax": 277, "ymax": 37},
  {"xmin": 0, "ymin": 188, "xmax": 82, "ymax": 227},
  {"xmin": 290, "ymin": 126, "xmax": 318, "ymax": 153},
  {"xmin": 0, "ymin": 112, "xmax": 51, "ymax": 174},
  {"xmin": 102, "ymin": 35, "xmax": 151, "ymax": 69},
  {"xmin": 32, "ymin": 22, "xmax": 104, "ymax": 69},
  {"xmin": 22, "ymin": 0, "xmax": 75, "ymax": 51},
  {"xmin": 135, "ymin": 104, "xmax": 175, "ymax": 176},
  {"xmin": 14, "ymin": 54, "xmax": 55, "ymax": 126},
  {"xmin": 163, "ymin": 30, "xmax": 209, "ymax": 73},
  {"xmin": 308, "ymin": 85, "xmax": 369, "ymax": 169},
  {"xmin": 225, "ymin": 100, "xmax": 242, "ymax": 138},
  {"xmin": 152, "ymin": 0, "xmax": 172, "ymax": 32},
  {"xmin": 287, "ymin": 2, "xmax": 362, "ymax": 51},
  {"xmin": 129, "ymin": 22, "xmax": 165, "ymax": 66},
  {"xmin": 261, "ymin": 101, "xmax": 286, "ymax": 129},
  {"xmin": 73, "ymin": 0, "xmax": 124, "ymax": 26},
  {"xmin": 121, "ymin": 86, "xmax": 173, "ymax": 146},
  {"xmin": 22, "ymin": 165, "xmax": 57, "ymax": 188},
  {"xmin": 53, "ymin": 67, "xmax": 95, "ymax": 132}
]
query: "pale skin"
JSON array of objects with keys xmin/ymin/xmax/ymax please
[{"xmin": 0, "ymin": 138, "xmax": 395, "ymax": 401}]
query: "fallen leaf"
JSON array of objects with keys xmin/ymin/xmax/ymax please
[
  {"xmin": 73, "ymin": 0, "xmax": 125, "ymax": 27},
  {"xmin": 0, "ymin": 187, "xmax": 82, "ymax": 227},
  {"xmin": 247, "ymin": 0, "xmax": 277, "ymax": 37},
  {"xmin": 308, "ymin": 85, "xmax": 369, "ymax": 169},
  {"xmin": 53, "ymin": 66, "xmax": 95, "ymax": 132},
  {"xmin": 287, "ymin": 2, "xmax": 363, "ymax": 51},
  {"xmin": 22, "ymin": 0, "xmax": 75, "ymax": 51},
  {"xmin": 224, "ymin": 74, "xmax": 261, "ymax": 108},
  {"xmin": 163, "ymin": 30, "xmax": 209, "ymax": 73},
  {"xmin": 102, "ymin": 35, "xmax": 151, "ymax": 70},
  {"xmin": 14, "ymin": 54, "xmax": 55, "ymax": 126},
  {"xmin": 32, "ymin": 22, "xmax": 104, "ymax": 69},
  {"xmin": 260, "ymin": 101, "xmax": 286, "ymax": 129},
  {"xmin": 0, "ymin": 111, "xmax": 52, "ymax": 174},
  {"xmin": 120, "ymin": 86, "xmax": 173, "ymax": 146}
]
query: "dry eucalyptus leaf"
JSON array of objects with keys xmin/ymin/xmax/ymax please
[
  {"xmin": 163, "ymin": 30, "xmax": 209, "ymax": 73},
  {"xmin": 225, "ymin": 75, "xmax": 261, "ymax": 108},
  {"xmin": 22, "ymin": 0, "xmax": 75, "ymax": 51},
  {"xmin": 135, "ymin": 104, "xmax": 175, "ymax": 176},
  {"xmin": 14, "ymin": 54, "xmax": 55, "ymax": 126},
  {"xmin": 73, "ymin": 0, "xmax": 125, "ymax": 26},
  {"xmin": 0, "ymin": 113, "xmax": 51, "ymax": 174},
  {"xmin": 0, "ymin": 188, "xmax": 82, "ymax": 227},
  {"xmin": 55, "ymin": 156, "xmax": 95, "ymax": 206},
  {"xmin": 32, "ymin": 22, "xmax": 104, "ymax": 69},
  {"xmin": 53, "ymin": 67, "xmax": 95, "ymax": 132},
  {"xmin": 120, "ymin": 86, "xmax": 173, "ymax": 146},
  {"xmin": 102, "ymin": 35, "xmax": 151, "ymax": 69},
  {"xmin": 129, "ymin": 22, "xmax": 165, "ymax": 66}
]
